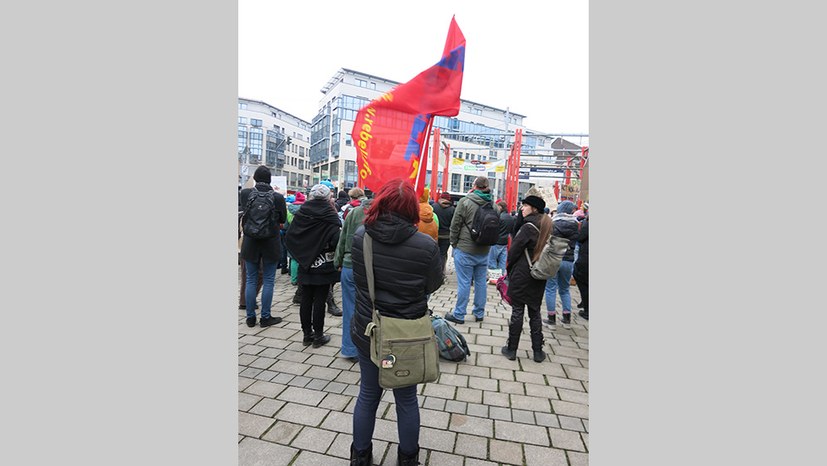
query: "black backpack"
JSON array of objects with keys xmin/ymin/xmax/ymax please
[
  {"xmin": 431, "ymin": 315, "xmax": 471, "ymax": 361},
  {"xmin": 243, "ymin": 189, "xmax": 276, "ymax": 239},
  {"xmin": 467, "ymin": 201, "xmax": 500, "ymax": 245}
]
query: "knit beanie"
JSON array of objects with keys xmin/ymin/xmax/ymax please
[
  {"xmin": 293, "ymin": 192, "xmax": 306, "ymax": 204},
  {"xmin": 309, "ymin": 183, "xmax": 331, "ymax": 200},
  {"xmin": 253, "ymin": 165, "xmax": 271, "ymax": 184},
  {"xmin": 557, "ymin": 200, "xmax": 577, "ymax": 215}
]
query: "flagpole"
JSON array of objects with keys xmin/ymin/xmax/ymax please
[{"xmin": 414, "ymin": 116, "xmax": 435, "ymax": 195}]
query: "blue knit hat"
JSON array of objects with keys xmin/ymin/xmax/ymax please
[
  {"xmin": 321, "ymin": 179, "xmax": 335, "ymax": 190},
  {"xmin": 286, "ymin": 194, "xmax": 296, "ymax": 203},
  {"xmin": 557, "ymin": 200, "xmax": 577, "ymax": 214}
]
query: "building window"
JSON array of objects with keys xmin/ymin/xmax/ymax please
[
  {"xmin": 251, "ymin": 119, "xmax": 262, "ymax": 127},
  {"xmin": 357, "ymin": 78, "xmax": 368, "ymax": 88},
  {"xmin": 238, "ymin": 116, "xmax": 247, "ymax": 124},
  {"xmin": 370, "ymin": 82, "xmax": 376, "ymax": 90},
  {"xmin": 345, "ymin": 137, "xmax": 352, "ymax": 146},
  {"xmin": 239, "ymin": 102, "xmax": 247, "ymax": 109}
]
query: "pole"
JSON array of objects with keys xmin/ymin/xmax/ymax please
[
  {"xmin": 442, "ymin": 142, "xmax": 451, "ymax": 195},
  {"xmin": 431, "ymin": 128, "xmax": 440, "ymax": 200}
]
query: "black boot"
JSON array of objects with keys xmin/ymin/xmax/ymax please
[
  {"xmin": 349, "ymin": 443, "xmax": 372, "ymax": 466},
  {"xmin": 292, "ymin": 286, "xmax": 302, "ymax": 304},
  {"xmin": 397, "ymin": 446, "xmax": 419, "ymax": 466},
  {"xmin": 327, "ymin": 287, "xmax": 342, "ymax": 316}
]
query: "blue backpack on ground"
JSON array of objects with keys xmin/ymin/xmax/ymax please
[{"xmin": 431, "ymin": 315, "xmax": 471, "ymax": 362}]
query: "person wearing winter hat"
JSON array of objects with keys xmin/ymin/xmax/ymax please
[
  {"xmin": 431, "ymin": 191, "xmax": 455, "ymax": 274},
  {"xmin": 293, "ymin": 191, "xmax": 306, "ymax": 205},
  {"xmin": 487, "ymin": 200, "xmax": 515, "ymax": 284},
  {"xmin": 543, "ymin": 200, "xmax": 579, "ymax": 330},
  {"xmin": 501, "ymin": 194, "xmax": 552, "ymax": 363},
  {"xmin": 416, "ymin": 187, "xmax": 439, "ymax": 242},
  {"xmin": 239, "ymin": 165, "xmax": 288, "ymax": 327},
  {"xmin": 285, "ymin": 183, "xmax": 342, "ymax": 348},
  {"xmin": 287, "ymin": 191, "xmax": 307, "ymax": 295}
]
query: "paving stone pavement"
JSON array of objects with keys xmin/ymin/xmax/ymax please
[{"xmin": 239, "ymin": 255, "xmax": 588, "ymax": 465}]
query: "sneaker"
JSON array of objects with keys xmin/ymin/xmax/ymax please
[
  {"xmin": 245, "ymin": 317, "xmax": 256, "ymax": 327},
  {"xmin": 302, "ymin": 334, "xmax": 315, "ymax": 346},
  {"xmin": 500, "ymin": 346, "xmax": 517, "ymax": 361},
  {"xmin": 543, "ymin": 315, "xmax": 556, "ymax": 329},
  {"xmin": 444, "ymin": 311, "xmax": 464, "ymax": 325},
  {"xmin": 577, "ymin": 301, "xmax": 584, "ymax": 309},
  {"xmin": 475, "ymin": 315, "xmax": 484, "ymax": 323},
  {"xmin": 260, "ymin": 316, "xmax": 282, "ymax": 327},
  {"xmin": 312, "ymin": 334, "xmax": 331, "ymax": 348},
  {"xmin": 239, "ymin": 304, "xmax": 246, "ymax": 310},
  {"xmin": 327, "ymin": 306, "xmax": 343, "ymax": 317},
  {"xmin": 578, "ymin": 309, "xmax": 589, "ymax": 320},
  {"xmin": 533, "ymin": 349, "xmax": 546, "ymax": 362},
  {"xmin": 561, "ymin": 313, "xmax": 571, "ymax": 329}
]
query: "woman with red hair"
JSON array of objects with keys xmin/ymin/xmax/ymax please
[{"xmin": 348, "ymin": 179, "xmax": 443, "ymax": 466}]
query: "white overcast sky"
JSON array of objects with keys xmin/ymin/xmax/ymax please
[{"xmin": 239, "ymin": 0, "xmax": 588, "ymax": 135}]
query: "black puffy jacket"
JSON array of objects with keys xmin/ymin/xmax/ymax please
[{"xmin": 350, "ymin": 213, "xmax": 443, "ymax": 355}]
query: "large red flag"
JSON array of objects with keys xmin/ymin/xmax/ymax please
[{"xmin": 353, "ymin": 17, "xmax": 465, "ymax": 196}]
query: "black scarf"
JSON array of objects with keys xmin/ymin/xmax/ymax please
[{"xmin": 285, "ymin": 199, "xmax": 341, "ymax": 269}]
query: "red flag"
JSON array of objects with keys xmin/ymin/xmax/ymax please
[{"xmin": 354, "ymin": 17, "xmax": 465, "ymax": 196}]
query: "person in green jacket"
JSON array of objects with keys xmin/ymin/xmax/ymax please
[
  {"xmin": 333, "ymin": 198, "xmax": 372, "ymax": 361},
  {"xmin": 445, "ymin": 176, "xmax": 493, "ymax": 324}
]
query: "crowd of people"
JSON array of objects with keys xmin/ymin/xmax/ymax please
[{"xmin": 238, "ymin": 167, "xmax": 589, "ymax": 466}]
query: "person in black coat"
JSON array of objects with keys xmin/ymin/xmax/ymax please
[
  {"xmin": 574, "ymin": 216, "xmax": 589, "ymax": 320},
  {"xmin": 431, "ymin": 192, "xmax": 455, "ymax": 274},
  {"xmin": 501, "ymin": 195, "xmax": 552, "ymax": 363},
  {"xmin": 284, "ymin": 183, "xmax": 342, "ymax": 348},
  {"xmin": 239, "ymin": 166, "xmax": 288, "ymax": 328},
  {"xmin": 348, "ymin": 179, "xmax": 443, "ymax": 466}
]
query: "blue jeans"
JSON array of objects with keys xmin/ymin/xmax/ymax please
[
  {"xmin": 545, "ymin": 260, "xmax": 574, "ymax": 315},
  {"xmin": 451, "ymin": 248, "xmax": 489, "ymax": 320},
  {"xmin": 487, "ymin": 244, "xmax": 507, "ymax": 274},
  {"xmin": 353, "ymin": 349, "xmax": 420, "ymax": 455},
  {"xmin": 339, "ymin": 266, "xmax": 358, "ymax": 358},
  {"xmin": 245, "ymin": 259, "xmax": 276, "ymax": 319},
  {"xmin": 574, "ymin": 243, "xmax": 580, "ymax": 263}
]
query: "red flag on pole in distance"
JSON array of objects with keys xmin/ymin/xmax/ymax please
[{"xmin": 353, "ymin": 17, "xmax": 466, "ymax": 197}]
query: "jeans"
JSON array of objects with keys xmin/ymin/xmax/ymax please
[
  {"xmin": 544, "ymin": 260, "xmax": 574, "ymax": 315},
  {"xmin": 487, "ymin": 244, "xmax": 507, "ymax": 274},
  {"xmin": 245, "ymin": 259, "xmax": 276, "ymax": 319},
  {"xmin": 353, "ymin": 349, "xmax": 420, "ymax": 455},
  {"xmin": 451, "ymin": 248, "xmax": 488, "ymax": 320},
  {"xmin": 573, "ymin": 243, "xmax": 580, "ymax": 263},
  {"xmin": 339, "ymin": 267, "xmax": 358, "ymax": 358}
]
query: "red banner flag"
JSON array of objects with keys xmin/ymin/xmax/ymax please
[{"xmin": 354, "ymin": 17, "xmax": 465, "ymax": 196}]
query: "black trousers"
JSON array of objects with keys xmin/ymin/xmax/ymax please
[
  {"xmin": 573, "ymin": 262, "xmax": 588, "ymax": 313},
  {"xmin": 507, "ymin": 297, "xmax": 544, "ymax": 351},
  {"xmin": 437, "ymin": 238, "xmax": 451, "ymax": 273},
  {"xmin": 300, "ymin": 284, "xmax": 329, "ymax": 337}
]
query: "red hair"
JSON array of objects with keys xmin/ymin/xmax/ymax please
[{"xmin": 364, "ymin": 179, "xmax": 419, "ymax": 226}]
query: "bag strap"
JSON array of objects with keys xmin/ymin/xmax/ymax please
[{"xmin": 363, "ymin": 233, "xmax": 377, "ymax": 305}]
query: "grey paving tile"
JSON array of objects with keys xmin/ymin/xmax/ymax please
[
  {"xmin": 455, "ymin": 387, "xmax": 483, "ymax": 404},
  {"xmin": 482, "ymin": 391, "xmax": 509, "ymax": 407},
  {"xmin": 419, "ymin": 426, "xmax": 455, "ymax": 453},
  {"xmin": 563, "ymin": 365, "xmax": 589, "ymax": 382},
  {"xmin": 274, "ymin": 403, "xmax": 329, "ymax": 427},
  {"xmin": 551, "ymin": 399, "xmax": 589, "ymax": 419},
  {"xmin": 467, "ymin": 376, "xmax": 498, "ymax": 392},
  {"xmin": 510, "ymin": 394, "xmax": 552, "ymax": 412},
  {"xmin": 319, "ymin": 393, "xmax": 351, "ymax": 412},
  {"xmin": 548, "ymin": 427, "xmax": 586, "ymax": 451},
  {"xmin": 262, "ymin": 421, "xmax": 303, "ymax": 445},
  {"xmin": 240, "ymin": 367, "xmax": 263, "ymax": 378},
  {"xmin": 270, "ymin": 360, "xmax": 311, "ymax": 376},
  {"xmin": 494, "ymin": 419, "xmax": 550, "ymax": 446},
  {"xmin": 325, "ymin": 433, "xmax": 352, "ymax": 459},
  {"xmin": 427, "ymin": 451, "xmax": 464, "ymax": 466},
  {"xmin": 290, "ymin": 450, "xmax": 349, "ymax": 465},
  {"xmin": 453, "ymin": 433, "xmax": 487, "ymax": 459},
  {"xmin": 244, "ymin": 380, "xmax": 287, "ymax": 398},
  {"xmin": 525, "ymin": 382, "xmax": 560, "ymax": 399},
  {"xmin": 558, "ymin": 415, "xmax": 585, "ymax": 432},
  {"xmin": 319, "ymin": 410, "xmax": 352, "ymax": 434},
  {"xmin": 523, "ymin": 444, "xmax": 569, "ymax": 466},
  {"xmin": 465, "ymin": 403, "xmax": 488, "ymax": 418},
  {"xmin": 448, "ymin": 414, "xmax": 493, "ymax": 437},
  {"xmin": 464, "ymin": 459, "xmax": 498, "ymax": 466},
  {"xmin": 249, "ymin": 357, "xmax": 277, "ymax": 370},
  {"xmin": 304, "ymin": 366, "xmax": 342, "ymax": 381},
  {"xmin": 323, "ymin": 381, "xmax": 348, "ymax": 394},
  {"xmin": 239, "ymin": 412, "xmax": 276, "ymax": 438},
  {"xmin": 239, "ymin": 354, "xmax": 258, "ymax": 366},
  {"xmin": 512, "ymin": 409, "xmax": 535, "ymax": 425},
  {"xmin": 254, "ymin": 370, "xmax": 278, "ymax": 381},
  {"xmin": 535, "ymin": 412, "xmax": 561, "ymax": 428},
  {"xmin": 498, "ymin": 380, "xmax": 525, "ymax": 395},
  {"xmin": 436, "ymin": 373, "xmax": 468, "ymax": 387},
  {"xmin": 239, "ymin": 377, "xmax": 256, "ymax": 391},
  {"xmin": 488, "ymin": 406, "xmax": 511, "ymax": 421},
  {"xmin": 488, "ymin": 438, "xmax": 523, "ymax": 465},
  {"xmin": 444, "ymin": 400, "xmax": 467, "ymax": 414},
  {"xmin": 489, "ymin": 368, "xmax": 515, "ymax": 381},
  {"xmin": 238, "ymin": 437, "xmax": 298, "ymax": 466},
  {"xmin": 270, "ymin": 372, "xmax": 295, "ymax": 385},
  {"xmin": 305, "ymin": 378, "xmax": 328, "ymax": 391},
  {"xmin": 290, "ymin": 426, "xmax": 337, "ymax": 453},
  {"xmin": 567, "ymin": 451, "xmax": 589, "ymax": 466},
  {"xmin": 558, "ymin": 387, "xmax": 589, "ymax": 404},
  {"xmin": 239, "ymin": 344, "xmax": 266, "ymax": 356},
  {"xmin": 250, "ymin": 398, "xmax": 286, "ymax": 417},
  {"xmin": 421, "ymin": 383, "xmax": 455, "ymax": 400},
  {"xmin": 239, "ymin": 392, "xmax": 262, "ymax": 412},
  {"xmin": 422, "ymin": 396, "xmax": 447, "ymax": 411},
  {"xmin": 455, "ymin": 364, "xmax": 490, "ymax": 378}
]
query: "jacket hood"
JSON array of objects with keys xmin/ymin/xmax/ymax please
[
  {"xmin": 467, "ymin": 192, "xmax": 490, "ymax": 205},
  {"xmin": 438, "ymin": 198, "xmax": 452, "ymax": 208},
  {"xmin": 365, "ymin": 213, "xmax": 417, "ymax": 245},
  {"xmin": 419, "ymin": 202, "xmax": 435, "ymax": 223}
]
